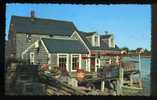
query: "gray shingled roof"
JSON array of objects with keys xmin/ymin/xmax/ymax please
[
  {"xmin": 41, "ymin": 38, "xmax": 89, "ymax": 54},
  {"xmin": 100, "ymin": 34, "xmax": 112, "ymax": 39},
  {"xmin": 80, "ymin": 31, "xmax": 96, "ymax": 36},
  {"xmin": 11, "ymin": 15, "xmax": 120, "ymax": 52},
  {"xmin": 76, "ymin": 31, "xmax": 93, "ymax": 49},
  {"xmin": 76, "ymin": 31, "xmax": 120, "ymax": 51},
  {"xmin": 11, "ymin": 16, "xmax": 77, "ymax": 36}
]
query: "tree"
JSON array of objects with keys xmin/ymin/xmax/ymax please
[{"xmin": 144, "ymin": 48, "xmax": 149, "ymax": 53}]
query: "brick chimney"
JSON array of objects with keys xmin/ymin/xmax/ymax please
[{"xmin": 31, "ymin": 10, "xmax": 35, "ymax": 22}]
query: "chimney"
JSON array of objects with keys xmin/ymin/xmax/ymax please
[{"xmin": 31, "ymin": 10, "xmax": 35, "ymax": 22}]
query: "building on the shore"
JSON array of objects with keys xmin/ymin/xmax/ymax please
[
  {"xmin": 7, "ymin": 11, "xmax": 123, "ymax": 73},
  {"xmin": 6, "ymin": 11, "xmax": 143, "ymax": 95},
  {"xmin": 136, "ymin": 48, "xmax": 145, "ymax": 54}
]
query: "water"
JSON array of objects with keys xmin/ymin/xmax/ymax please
[{"xmin": 122, "ymin": 56, "xmax": 151, "ymax": 96}]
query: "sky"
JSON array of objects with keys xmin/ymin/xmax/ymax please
[{"xmin": 6, "ymin": 4, "xmax": 151, "ymax": 50}]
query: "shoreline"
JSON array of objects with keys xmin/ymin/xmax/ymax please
[{"xmin": 126, "ymin": 55, "xmax": 151, "ymax": 58}]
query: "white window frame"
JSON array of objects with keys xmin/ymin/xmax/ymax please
[
  {"xmin": 84, "ymin": 54, "xmax": 89, "ymax": 72},
  {"xmin": 86, "ymin": 54, "xmax": 91, "ymax": 72},
  {"xmin": 70, "ymin": 54, "xmax": 81, "ymax": 72},
  {"xmin": 92, "ymin": 34, "xmax": 100, "ymax": 47},
  {"xmin": 95, "ymin": 58, "xmax": 100, "ymax": 72},
  {"xmin": 57, "ymin": 53, "xmax": 69, "ymax": 72}
]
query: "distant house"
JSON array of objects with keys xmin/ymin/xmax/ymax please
[
  {"xmin": 136, "ymin": 48, "xmax": 145, "ymax": 53},
  {"xmin": 121, "ymin": 50, "xmax": 127, "ymax": 54},
  {"xmin": 7, "ymin": 11, "xmax": 122, "ymax": 73}
]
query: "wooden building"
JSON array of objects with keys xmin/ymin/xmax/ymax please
[{"xmin": 7, "ymin": 11, "xmax": 122, "ymax": 73}]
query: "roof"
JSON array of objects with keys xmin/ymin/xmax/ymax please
[
  {"xmin": 11, "ymin": 16, "xmax": 77, "ymax": 36},
  {"xmin": 41, "ymin": 38, "xmax": 89, "ymax": 54},
  {"xmin": 76, "ymin": 31, "xmax": 93, "ymax": 49},
  {"xmin": 76, "ymin": 31, "xmax": 120, "ymax": 51},
  {"xmin": 90, "ymin": 47, "xmax": 121, "ymax": 51},
  {"xmin": 80, "ymin": 31, "xmax": 96, "ymax": 37},
  {"xmin": 136, "ymin": 48, "xmax": 144, "ymax": 51},
  {"xmin": 11, "ymin": 15, "xmax": 120, "ymax": 52},
  {"xmin": 100, "ymin": 34, "xmax": 112, "ymax": 39}
]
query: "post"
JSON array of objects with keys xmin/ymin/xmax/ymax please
[
  {"xmin": 130, "ymin": 73, "xmax": 133, "ymax": 87},
  {"xmin": 101, "ymin": 80, "xmax": 105, "ymax": 92},
  {"xmin": 109, "ymin": 58, "xmax": 112, "ymax": 64},
  {"xmin": 138, "ymin": 53, "xmax": 142, "ymax": 88},
  {"xmin": 138, "ymin": 53, "xmax": 141, "ymax": 72},
  {"xmin": 118, "ymin": 67, "xmax": 123, "ymax": 95},
  {"xmin": 116, "ymin": 56, "xmax": 119, "ymax": 65}
]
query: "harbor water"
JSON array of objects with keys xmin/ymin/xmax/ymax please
[{"xmin": 122, "ymin": 56, "xmax": 151, "ymax": 96}]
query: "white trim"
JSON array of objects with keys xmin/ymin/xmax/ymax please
[
  {"xmin": 71, "ymin": 31, "xmax": 90, "ymax": 53},
  {"xmin": 70, "ymin": 54, "xmax": 72, "ymax": 72},
  {"xmin": 21, "ymin": 40, "xmax": 38, "ymax": 59},
  {"xmin": 87, "ymin": 54, "xmax": 91, "ymax": 72},
  {"xmin": 57, "ymin": 53, "xmax": 69, "ymax": 72},
  {"xmin": 40, "ymin": 39, "xmax": 52, "ymax": 65},
  {"xmin": 79, "ymin": 54, "xmax": 81, "ymax": 69},
  {"xmin": 85, "ymin": 54, "xmax": 89, "ymax": 72},
  {"xmin": 40, "ymin": 39, "xmax": 49, "ymax": 54},
  {"xmin": 95, "ymin": 58, "xmax": 97, "ymax": 72},
  {"xmin": 98, "ymin": 35, "xmax": 100, "ymax": 47},
  {"xmin": 30, "ymin": 52, "xmax": 35, "ymax": 64},
  {"xmin": 57, "ymin": 53, "xmax": 59, "ymax": 66},
  {"xmin": 95, "ymin": 58, "xmax": 100, "ymax": 72},
  {"xmin": 67, "ymin": 54, "xmax": 69, "ymax": 72},
  {"xmin": 92, "ymin": 34, "xmax": 100, "ymax": 47},
  {"xmin": 92, "ymin": 34, "xmax": 95, "ymax": 46},
  {"xmin": 35, "ymin": 40, "xmax": 39, "ymax": 48},
  {"xmin": 52, "ymin": 36, "xmax": 73, "ymax": 40},
  {"xmin": 48, "ymin": 54, "xmax": 51, "ymax": 70},
  {"xmin": 70, "ymin": 54, "xmax": 81, "ymax": 72}
]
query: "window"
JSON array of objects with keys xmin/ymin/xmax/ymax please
[
  {"xmin": 59, "ymin": 55, "xmax": 67, "ymax": 71},
  {"xmin": 72, "ymin": 55, "xmax": 79, "ymax": 71}
]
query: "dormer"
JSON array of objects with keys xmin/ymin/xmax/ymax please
[
  {"xmin": 85, "ymin": 32, "xmax": 100, "ymax": 47},
  {"xmin": 100, "ymin": 33, "xmax": 115, "ymax": 48},
  {"xmin": 92, "ymin": 34, "xmax": 100, "ymax": 47}
]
